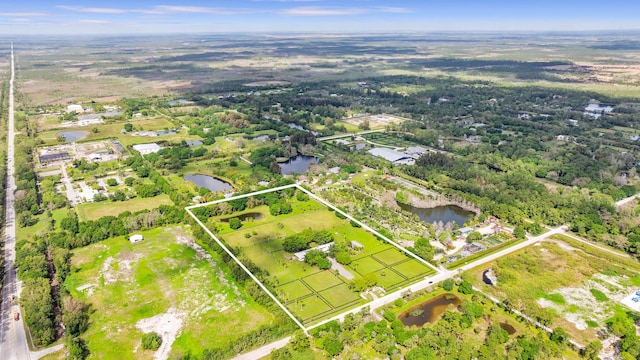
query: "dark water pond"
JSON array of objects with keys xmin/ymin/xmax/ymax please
[
  {"xmin": 500, "ymin": 322, "xmax": 516, "ymax": 335},
  {"xmin": 399, "ymin": 202, "xmax": 473, "ymax": 228},
  {"xmin": 57, "ymin": 130, "xmax": 88, "ymax": 142},
  {"xmin": 184, "ymin": 174, "xmax": 233, "ymax": 192},
  {"xmin": 220, "ymin": 212, "xmax": 264, "ymax": 222},
  {"xmin": 278, "ymin": 155, "xmax": 319, "ymax": 175},
  {"xmin": 399, "ymin": 293, "xmax": 461, "ymax": 327}
]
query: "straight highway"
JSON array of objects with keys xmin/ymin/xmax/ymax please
[{"xmin": 0, "ymin": 41, "xmax": 30, "ymax": 360}]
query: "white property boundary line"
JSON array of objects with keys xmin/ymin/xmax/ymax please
[{"xmin": 185, "ymin": 183, "xmax": 442, "ymax": 332}]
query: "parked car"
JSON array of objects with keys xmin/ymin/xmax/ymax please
[{"xmin": 13, "ymin": 312, "xmax": 19, "ymax": 321}]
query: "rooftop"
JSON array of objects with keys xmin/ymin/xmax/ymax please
[{"xmin": 368, "ymin": 148, "xmax": 412, "ymax": 163}]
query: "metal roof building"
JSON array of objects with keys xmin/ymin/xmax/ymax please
[
  {"xmin": 368, "ymin": 148, "xmax": 413, "ymax": 164},
  {"xmin": 132, "ymin": 143, "xmax": 162, "ymax": 155},
  {"xmin": 38, "ymin": 152, "xmax": 70, "ymax": 164}
]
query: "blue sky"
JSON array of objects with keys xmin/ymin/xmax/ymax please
[{"xmin": 0, "ymin": 0, "xmax": 639, "ymax": 34}]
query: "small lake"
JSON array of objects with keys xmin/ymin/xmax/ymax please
[
  {"xmin": 500, "ymin": 322, "xmax": 516, "ymax": 335},
  {"xmin": 399, "ymin": 203, "xmax": 473, "ymax": 228},
  {"xmin": 278, "ymin": 155, "xmax": 319, "ymax": 175},
  {"xmin": 184, "ymin": 174, "xmax": 233, "ymax": 192},
  {"xmin": 185, "ymin": 140, "xmax": 203, "ymax": 147},
  {"xmin": 399, "ymin": 293, "xmax": 461, "ymax": 327},
  {"xmin": 220, "ymin": 212, "xmax": 264, "ymax": 222},
  {"xmin": 285, "ymin": 122, "xmax": 319, "ymax": 135},
  {"xmin": 57, "ymin": 130, "xmax": 88, "ymax": 142}
]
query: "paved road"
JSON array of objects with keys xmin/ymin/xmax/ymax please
[
  {"xmin": 0, "ymin": 41, "xmax": 30, "ymax": 360},
  {"xmin": 615, "ymin": 192, "xmax": 640, "ymax": 208},
  {"xmin": 231, "ymin": 336, "xmax": 291, "ymax": 360},
  {"xmin": 316, "ymin": 129, "xmax": 382, "ymax": 142}
]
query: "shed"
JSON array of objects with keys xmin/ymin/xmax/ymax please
[
  {"xmin": 459, "ymin": 227, "xmax": 473, "ymax": 235},
  {"xmin": 129, "ymin": 234, "xmax": 144, "ymax": 243},
  {"xmin": 350, "ymin": 240, "xmax": 364, "ymax": 250}
]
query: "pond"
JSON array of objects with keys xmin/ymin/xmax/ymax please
[
  {"xmin": 398, "ymin": 202, "xmax": 473, "ymax": 228},
  {"xmin": 220, "ymin": 212, "xmax": 264, "ymax": 222},
  {"xmin": 184, "ymin": 174, "xmax": 233, "ymax": 192},
  {"xmin": 399, "ymin": 293, "xmax": 461, "ymax": 327},
  {"xmin": 278, "ymin": 155, "xmax": 319, "ymax": 175},
  {"xmin": 285, "ymin": 122, "xmax": 319, "ymax": 135},
  {"xmin": 57, "ymin": 130, "xmax": 88, "ymax": 142}
]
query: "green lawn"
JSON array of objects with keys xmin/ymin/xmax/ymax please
[
  {"xmin": 292, "ymin": 296, "xmax": 332, "ymax": 321},
  {"xmin": 65, "ymin": 226, "xmax": 277, "ymax": 359},
  {"xmin": 302, "ymin": 271, "xmax": 344, "ymax": 292},
  {"xmin": 351, "ymin": 256, "xmax": 385, "ymax": 274},
  {"xmin": 392, "ymin": 260, "xmax": 433, "ymax": 279},
  {"xmin": 319, "ymin": 284, "xmax": 362, "ymax": 308},
  {"xmin": 76, "ymin": 194, "xmax": 173, "ymax": 221},
  {"xmin": 373, "ymin": 248, "xmax": 411, "ymax": 266},
  {"xmin": 277, "ymin": 280, "xmax": 313, "ymax": 302}
]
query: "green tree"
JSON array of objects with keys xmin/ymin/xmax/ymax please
[
  {"xmin": 67, "ymin": 337, "xmax": 90, "ymax": 360},
  {"xmin": 124, "ymin": 123, "xmax": 133, "ymax": 132},
  {"xmin": 514, "ymin": 226, "xmax": 526, "ymax": 239},
  {"xmin": 442, "ymin": 279, "xmax": 455, "ymax": 291},
  {"xmin": 458, "ymin": 280, "xmax": 473, "ymax": 295},
  {"xmin": 141, "ymin": 332, "xmax": 162, "ymax": 350},
  {"xmin": 467, "ymin": 231, "xmax": 482, "ymax": 243},
  {"xmin": 229, "ymin": 217, "xmax": 243, "ymax": 230},
  {"xmin": 62, "ymin": 297, "xmax": 90, "ymax": 337}
]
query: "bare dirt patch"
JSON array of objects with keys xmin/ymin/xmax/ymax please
[{"xmin": 135, "ymin": 308, "xmax": 185, "ymax": 360}]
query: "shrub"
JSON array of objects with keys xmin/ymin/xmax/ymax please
[
  {"xmin": 442, "ymin": 279, "xmax": 455, "ymax": 291},
  {"xmin": 106, "ymin": 178, "xmax": 118, "ymax": 186},
  {"xmin": 141, "ymin": 332, "xmax": 162, "ymax": 351},
  {"xmin": 229, "ymin": 217, "xmax": 243, "ymax": 230}
]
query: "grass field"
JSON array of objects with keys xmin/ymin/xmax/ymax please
[
  {"xmin": 37, "ymin": 118, "xmax": 177, "ymax": 146},
  {"xmin": 197, "ymin": 187, "xmax": 434, "ymax": 325},
  {"xmin": 361, "ymin": 132, "xmax": 420, "ymax": 148},
  {"xmin": 466, "ymin": 237, "xmax": 640, "ymax": 344},
  {"xmin": 75, "ymin": 194, "xmax": 173, "ymax": 221},
  {"xmin": 64, "ymin": 226, "xmax": 277, "ymax": 359}
]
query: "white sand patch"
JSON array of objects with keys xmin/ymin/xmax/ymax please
[
  {"xmin": 564, "ymin": 313, "xmax": 588, "ymax": 330},
  {"xmin": 536, "ymin": 298, "xmax": 563, "ymax": 312},
  {"xmin": 136, "ymin": 308, "xmax": 185, "ymax": 360},
  {"xmin": 556, "ymin": 242, "xmax": 577, "ymax": 251},
  {"xmin": 76, "ymin": 283, "xmax": 95, "ymax": 296}
]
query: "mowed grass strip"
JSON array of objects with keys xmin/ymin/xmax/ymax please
[
  {"xmin": 76, "ymin": 194, "xmax": 173, "ymax": 221},
  {"xmin": 392, "ymin": 259, "xmax": 434, "ymax": 279},
  {"xmin": 302, "ymin": 271, "xmax": 344, "ymax": 292},
  {"xmin": 350, "ymin": 256, "xmax": 385, "ymax": 274},
  {"xmin": 373, "ymin": 248, "xmax": 411, "ymax": 266},
  {"xmin": 277, "ymin": 280, "xmax": 313, "ymax": 302},
  {"xmin": 373, "ymin": 269, "xmax": 406, "ymax": 289},
  {"xmin": 292, "ymin": 295, "xmax": 332, "ymax": 321},
  {"xmin": 319, "ymin": 284, "xmax": 363, "ymax": 308}
]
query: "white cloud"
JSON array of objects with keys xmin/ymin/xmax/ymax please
[
  {"xmin": 280, "ymin": 6, "xmax": 411, "ymax": 16},
  {"xmin": 56, "ymin": 6, "xmax": 129, "ymax": 14},
  {"xmin": 0, "ymin": 12, "xmax": 49, "ymax": 17},
  {"xmin": 57, "ymin": 5, "xmax": 259, "ymax": 16}
]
